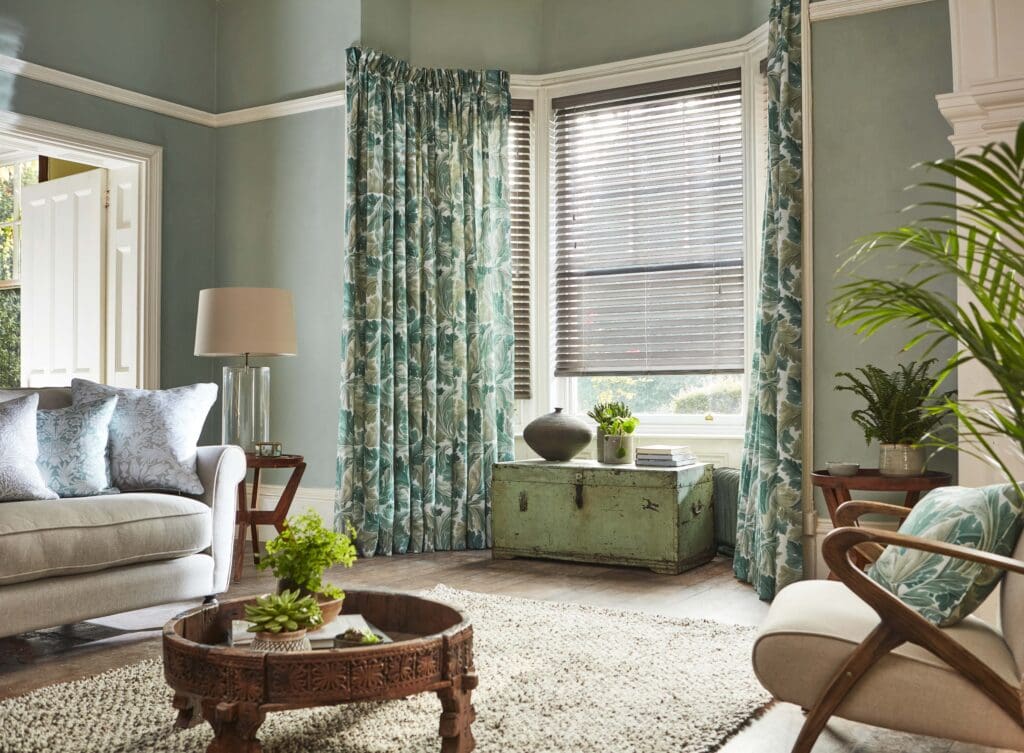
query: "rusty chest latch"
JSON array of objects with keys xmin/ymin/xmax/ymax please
[
  {"xmin": 518, "ymin": 491, "xmax": 528, "ymax": 512},
  {"xmin": 574, "ymin": 471, "xmax": 584, "ymax": 509}
]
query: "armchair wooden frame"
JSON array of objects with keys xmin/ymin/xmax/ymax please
[{"xmin": 790, "ymin": 500, "xmax": 1024, "ymax": 753}]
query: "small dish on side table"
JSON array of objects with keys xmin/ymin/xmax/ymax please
[{"xmin": 827, "ymin": 461, "xmax": 861, "ymax": 477}]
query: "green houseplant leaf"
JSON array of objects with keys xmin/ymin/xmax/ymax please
[
  {"xmin": 244, "ymin": 589, "xmax": 323, "ymax": 634},
  {"xmin": 831, "ymin": 122, "xmax": 1024, "ymax": 494},
  {"xmin": 257, "ymin": 511, "xmax": 358, "ymax": 600}
]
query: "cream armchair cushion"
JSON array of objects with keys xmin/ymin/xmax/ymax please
[{"xmin": 753, "ymin": 579, "xmax": 1024, "ymax": 750}]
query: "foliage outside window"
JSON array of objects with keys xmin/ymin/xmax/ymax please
[{"xmin": 0, "ymin": 159, "xmax": 39, "ymax": 388}]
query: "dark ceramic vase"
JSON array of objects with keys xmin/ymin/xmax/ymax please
[{"xmin": 523, "ymin": 407, "xmax": 594, "ymax": 461}]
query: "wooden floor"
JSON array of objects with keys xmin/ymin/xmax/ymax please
[{"xmin": 0, "ymin": 550, "xmax": 1013, "ymax": 752}]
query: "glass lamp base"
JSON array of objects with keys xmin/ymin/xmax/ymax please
[{"xmin": 222, "ymin": 365, "xmax": 270, "ymax": 452}]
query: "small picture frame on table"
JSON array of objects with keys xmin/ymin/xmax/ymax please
[{"xmin": 255, "ymin": 441, "xmax": 283, "ymax": 458}]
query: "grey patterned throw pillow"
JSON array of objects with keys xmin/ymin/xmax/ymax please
[
  {"xmin": 0, "ymin": 394, "xmax": 58, "ymax": 502},
  {"xmin": 37, "ymin": 396, "xmax": 119, "ymax": 497},
  {"xmin": 71, "ymin": 379, "xmax": 218, "ymax": 495}
]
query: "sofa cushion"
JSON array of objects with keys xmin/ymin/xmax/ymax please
[
  {"xmin": 36, "ymin": 396, "xmax": 118, "ymax": 498},
  {"xmin": 71, "ymin": 379, "xmax": 217, "ymax": 494},
  {"xmin": 0, "ymin": 394, "xmax": 58, "ymax": 502},
  {"xmin": 0, "ymin": 387, "xmax": 72, "ymax": 410},
  {"xmin": 0, "ymin": 493, "xmax": 212, "ymax": 586}
]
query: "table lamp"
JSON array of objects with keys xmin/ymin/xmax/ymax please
[{"xmin": 194, "ymin": 287, "xmax": 297, "ymax": 451}]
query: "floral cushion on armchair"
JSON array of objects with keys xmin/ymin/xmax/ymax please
[{"xmin": 868, "ymin": 484, "xmax": 1022, "ymax": 626}]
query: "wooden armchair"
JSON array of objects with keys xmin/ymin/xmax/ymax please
[{"xmin": 752, "ymin": 500, "xmax": 1024, "ymax": 752}]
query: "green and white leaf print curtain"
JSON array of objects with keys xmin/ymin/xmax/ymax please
[
  {"xmin": 337, "ymin": 48, "xmax": 515, "ymax": 557},
  {"xmin": 734, "ymin": 0, "xmax": 804, "ymax": 600}
]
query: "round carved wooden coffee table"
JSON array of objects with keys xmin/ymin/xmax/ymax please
[{"xmin": 162, "ymin": 590, "xmax": 477, "ymax": 753}]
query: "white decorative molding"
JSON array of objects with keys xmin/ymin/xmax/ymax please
[
  {"xmin": 937, "ymin": 77, "xmax": 1024, "ymax": 148},
  {"xmin": 247, "ymin": 484, "xmax": 336, "ymax": 534},
  {"xmin": 0, "ymin": 25, "xmax": 770, "ymax": 128},
  {"xmin": 213, "ymin": 91, "xmax": 347, "ymax": 127},
  {"xmin": 0, "ymin": 54, "xmax": 216, "ymax": 127},
  {"xmin": 808, "ymin": 0, "xmax": 934, "ymax": 22},
  {"xmin": 0, "ymin": 110, "xmax": 162, "ymax": 387}
]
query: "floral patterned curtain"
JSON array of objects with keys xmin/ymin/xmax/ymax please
[
  {"xmin": 337, "ymin": 48, "xmax": 515, "ymax": 556},
  {"xmin": 734, "ymin": 0, "xmax": 804, "ymax": 600}
]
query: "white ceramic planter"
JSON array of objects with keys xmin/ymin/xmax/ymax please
[{"xmin": 879, "ymin": 444, "xmax": 926, "ymax": 477}]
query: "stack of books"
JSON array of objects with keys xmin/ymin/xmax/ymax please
[{"xmin": 635, "ymin": 445, "xmax": 698, "ymax": 468}]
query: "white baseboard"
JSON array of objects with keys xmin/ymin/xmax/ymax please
[
  {"xmin": 243, "ymin": 483, "xmax": 336, "ymax": 538},
  {"xmin": 810, "ymin": 515, "xmax": 899, "ymax": 579}
]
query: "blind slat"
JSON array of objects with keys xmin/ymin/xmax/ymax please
[{"xmin": 552, "ymin": 71, "xmax": 745, "ymax": 377}]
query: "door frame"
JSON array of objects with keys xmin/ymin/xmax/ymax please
[{"xmin": 0, "ymin": 110, "xmax": 162, "ymax": 388}]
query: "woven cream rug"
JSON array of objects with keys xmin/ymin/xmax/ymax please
[{"xmin": 0, "ymin": 586, "xmax": 769, "ymax": 753}]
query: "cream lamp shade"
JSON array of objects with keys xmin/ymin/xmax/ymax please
[{"xmin": 194, "ymin": 287, "xmax": 297, "ymax": 357}]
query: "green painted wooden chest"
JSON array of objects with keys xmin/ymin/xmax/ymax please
[{"xmin": 492, "ymin": 460, "xmax": 715, "ymax": 574}]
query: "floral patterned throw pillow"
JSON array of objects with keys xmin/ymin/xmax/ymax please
[
  {"xmin": 0, "ymin": 394, "xmax": 58, "ymax": 502},
  {"xmin": 36, "ymin": 396, "xmax": 118, "ymax": 497},
  {"xmin": 868, "ymin": 484, "xmax": 1023, "ymax": 626},
  {"xmin": 71, "ymin": 379, "xmax": 217, "ymax": 495}
]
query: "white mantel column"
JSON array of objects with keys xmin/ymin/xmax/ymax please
[{"xmin": 937, "ymin": 0, "xmax": 1024, "ymax": 487}]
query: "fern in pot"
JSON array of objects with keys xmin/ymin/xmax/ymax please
[{"xmin": 835, "ymin": 360, "xmax": 952, "ymax": 476}]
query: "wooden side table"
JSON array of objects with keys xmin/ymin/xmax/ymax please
[
  {"xmin": 232, "ymin": 453, "xmax": 306, "ymax": 582},
  {"xmin": 811, "ymin": 468, "xmax": 953, "ymax": 525}
]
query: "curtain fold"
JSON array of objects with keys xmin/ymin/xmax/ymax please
[
  {"xmin": 337, "ymin": 47, "xmax": 515, "ymax": 557},
  {"xmin": 734, "ymin": 0, "xmax": 805, "ymax": 600}
]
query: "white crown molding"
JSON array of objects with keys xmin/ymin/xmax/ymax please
[
  {"xmin": 808, "ymin": 0, "xmax": 934, "ymax": 22},
  {"xmin": 509, "ymin": 22, "xmax": 770, "ymax": 89},
  {"xmin": 212, "ymin": 91, "xmax": 347, "ymax": 127},
  {"xmin": 1, "ymin": 22, "xmax": 770, "ymax": 129},
  {"xmin": 0, "ymin": 54, "xmax": 216, "ymax": 127}
]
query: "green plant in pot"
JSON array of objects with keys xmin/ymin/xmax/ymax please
[
  {"xmin": 831, "ymin": 123, "xmax": 1024, "ymax": 494},
  {"xmin": 835, "ymin": 360, "xmax": 952, "ymax": 476},
  {"xmin": 257, "ymin": 511, "xmax": 357, "ymax": 624},
  {"xmin": 245, "ymin": 589, "xmax": 322, "ymax": 652},
  {"xmin": 587, "ymin": 401, "xmax": 639, "ymax": 464}
]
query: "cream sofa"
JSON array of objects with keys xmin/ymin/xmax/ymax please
[{"xmin": 0, "ymin": 387, "xmax": 245, "ymax": 638}]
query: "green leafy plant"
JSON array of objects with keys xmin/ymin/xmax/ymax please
[
  {"xmin": 587, "ymin": 401, "xmax": 640, "ymax": 437},
  {"xmin": 244, "ymin": 589, "xmax": 323, "ymax": 634},
  {"xmin": 834, "ymin": 360, "xmax": 952, "ymax": 445},
  {"xmin": 831, "ymin": 122, "xmax": 1024, "ymax": 492},
  {"xmin": 339, "ymin": 628, "xmax": 382, "ymax": 645},
  {"xmin": 257, "ymin": 511, "xmax": 357, "ymax": 600}
]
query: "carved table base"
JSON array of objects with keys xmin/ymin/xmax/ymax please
[{"xmin": 163, "ymin": 590, "xmax": 477, "ymax": 753}]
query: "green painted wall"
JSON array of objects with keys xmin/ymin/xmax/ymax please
[
  {"xmin": 216, "ymin": 0, "xmax": 359, "ymax": 111},
  {"xmin": 0, "ymin": 0, "xmax": 216, "ymax": 110},
  {"xmin": 811, "ymin": 0, "xmax": 955, "ymax": 513},
  {"xmin": 214, "ymin": 109, "xmax": 346, "ymax": 488},
  {"xmin": 540, "ymin": 0, "xmax": 767, "ymax": 72}
]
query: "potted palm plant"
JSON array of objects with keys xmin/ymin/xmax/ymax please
[
  {"xmin": 257, "ymin": 511, "xmax": 358, "ymax": 624},
  {"xmin": 834, "ymin": 361, "xmax": 952, "ymax": 476},
  {"xmin": 831, "ymin": 123, "xmax": 1024, "ymax": 493},
  {"xmin": 245, "ymin": 589, "xmax": 322, "ymax": 653}
]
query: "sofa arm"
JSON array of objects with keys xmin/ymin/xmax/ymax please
[{"xmin": 196, "ymin": 445, "xmax": 246, "ymax": 594}]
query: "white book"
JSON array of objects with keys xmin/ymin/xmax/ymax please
[
  {"xmin": 231, "ymin": 614, "xmax": 391, "ymax": 649},
  {"xmin": 636, "ymin": 445, "xmax": 692, "ymax": 456}
]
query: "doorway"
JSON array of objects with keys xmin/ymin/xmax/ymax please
[{"xmin": 0, "ymin": 111, "xmax": 162, "ymax": 389}]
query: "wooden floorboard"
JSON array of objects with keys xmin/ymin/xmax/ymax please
[{"xmin": 0, "ymin": 550, "xmax": 1013, "ymax": 752}]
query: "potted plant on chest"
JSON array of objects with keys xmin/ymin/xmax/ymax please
[
  {"xmin": 588, "ymin": 401, "xmax": 640, "ymax": 465},
  {"xmin": 257, "ymin": 511, "xmax": 358, "ymax": 624},
  {"xmin": 245, "ymin": 589, "xmax": 322, "ymax": 653},
  {"xmin": 834, "ymin": 360, "xmax": 952, "ymax": 477}
]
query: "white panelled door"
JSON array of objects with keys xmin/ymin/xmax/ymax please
[
  {"xmin": 20, "ymin": 169, "xmax": 106, "ymax": 387},
  {"xmin": 106, "ymin": 164, "xmax": 140, "ymax": 388}
]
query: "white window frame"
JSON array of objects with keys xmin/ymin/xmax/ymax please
[{"xmin": 511, "ymin": 26, "xmax": 769, "ymax": 438}]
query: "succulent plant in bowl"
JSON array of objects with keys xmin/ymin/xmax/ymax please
[{"xmin": 245, "ymin": 589, "xmax": 323, "ymax": 652}]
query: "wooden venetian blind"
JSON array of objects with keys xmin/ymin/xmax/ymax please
[
  {"xmin": 510, "ymin": 102, "xmax": 533, "ymax": 399},
  {"xmin": 551, "ymin": 69, "xmax": 745, "ymax": 377}
]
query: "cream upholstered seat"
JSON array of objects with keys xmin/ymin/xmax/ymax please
[
  {"xmin": 0, "ymin": 494, "xmax": 213, "ymax": 587},
  {"xmin": 755, "ymin": 579, "xmax": 1024, "ymax": 750},
  {"xmin": 752, "ymin": 500, "xmax": 1024, "ymax": 752}
]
